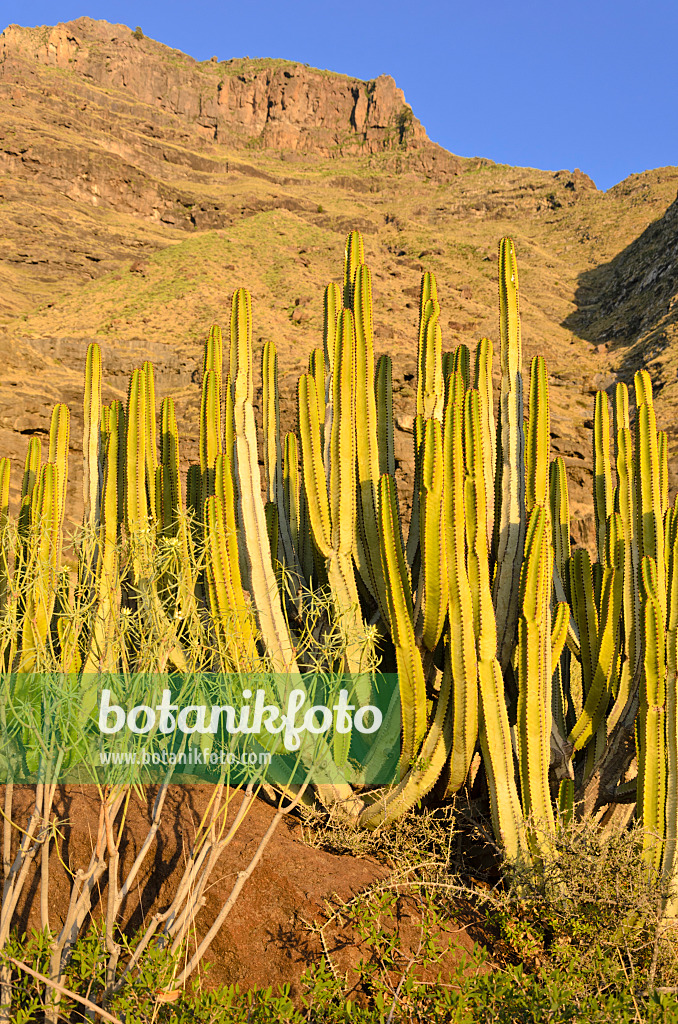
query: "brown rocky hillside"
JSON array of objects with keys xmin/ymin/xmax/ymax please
[{"xmin": 0, "ymin": 16, "xmax": 677, "ymax": 552}]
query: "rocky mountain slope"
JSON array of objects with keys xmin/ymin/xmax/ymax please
[{"xmin": 0, "ymin": 16, "xmax": 677, "ymax": 553}]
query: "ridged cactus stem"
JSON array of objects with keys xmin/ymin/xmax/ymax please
[
  {"xmin": 638, "ymin": 555, "xmax": 666, "ymax": 873},
  {"xmin": 568, "ymin": 535, "xmax": 623, "ymax": 752},
  {"xmin": 230, "ymin": 288, "xmax": 299, "ymax": 674},
  {"xmin": 262, "ymin": 339, "xmax": 297, "ymax": 571},
  {"xmin": 343, "ymin": 230, "xmax": 364, "ymax": 311},
  {"xmin": 203, "ymin": 324, "xmax": 223, "ymax": 380},
  {"xmin": 416, "ymin": 273, "xmax": 439, "ymax": 419},
  {"xmin": 160, "ymin": 396, "xmax": 197, "ymax": 619},
  {"xmin": 635, "ymin": 371, "xmax": 665, "ymax": 621},
  {"xmin": 377, "ymin": 472, "xmax": 427, "ymax": 777},
  {"xmin": 126, "ymin": 367, "xmax": 150, "ymax": 576},
  {"xmin": 142, "ymin": 360, "xmax": 158, "ymax": 524},
  {"xmin": 414, "ymin": 417, "xmax": 448, "ymax": 651},
  {"xmin": 526, "ymin": 356, "xmax": 550, "ymax": 515},
  {"xmin": 83, "ymin": 342, "xmax": 102, "ymax": 533},
  {"xmin": 418, "ymin": 313, "xmax": 444, "ymax": 422},
  {"xmin": 47, "ymin": 403, "xmax": 70, "ymax": 567},
  {"xmin": 463, "ymin": 388, "xmax": 529, "ymax": 864},
  {"xmin": 375, "ymin": 354, "xmax": 395, "ymax": 479},
  {"xmin": 283, "ymin": 432, "xmax": 301, "ymax": 564},
  {"xmin": 204, "ymin": 488, "xmax": 257, "ymax": 670},
  {"xmin": 658, "ymin": 430, "xmax": 669, "ymax": 520},
  {"xmin": 517, "ymin": 504, "xmax": 555, "ymax": 856},
  {"xmin": 0, "ymin": 459, "xmax": 10, "ymax": 624},
  {"xmin": 353, "ymin": 264, "xmax": 390, "ymax": 621},
  {"xmin": 493, "ymin": 238, "xmax": 526, "ymax": 671},
  {"xmin": 82, "ymin": 403, "xmax": 121, "ymax": 677},
  {"xmin": 663, "ymin": 512, "xmax": 678, "ymax": 910},
  {"xmin": 443, "ymin": 381, "xmax": 479, "ymax": 792},
  {"xmin": 593, "ymin": 390, "xmax": 614, "ymax": 566},
  {"xmin": 19, "ymin": 464, "xmax": 59, "ymax": 671},
  {"xmin": 474, "ymin": 338, "xmax": 495, "ymax": 549},
  {"xmin": 199, "ymin": 368, "xmax": 222, "ymax": 506}
]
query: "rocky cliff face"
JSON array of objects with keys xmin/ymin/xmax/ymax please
[{"xmin": 0, "ymin": 18, "xmax": 457, "ymax": 173}]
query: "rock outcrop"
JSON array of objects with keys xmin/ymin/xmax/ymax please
[{"xmin": 0, "ymin": 18, "xmax": 459, "ymax": 174}]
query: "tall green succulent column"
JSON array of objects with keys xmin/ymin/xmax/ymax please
[
  {"xmin": 353, "ymin": 264, "xmax": 390, "ymax": 622},
  {"xmin": 464, "ymin": 388, "xmax": 529, "ymax": 865},
  {"xmin": 550, "ymin": 456, "xmax": 574, "ymax": 734},
  {"xmin": 663, "ymin": 506, "xmax": 678, "ymax": 911},
  {"xmin": 442, "ymin": 375, "xmax": 479, "ymax": 793},
  {"xmin": 83, "ymin": 342, "xmax": 102, "ymax": 533},
  {"xmin": 125, "ymin": 366, "xmax": 187, "ymax": 673},
  {"xmin": 19, "ymin": 463, "xmax": 60, "ymax": 671},
  {"xmin": 612, "ymin": 411, "xmax": 641, "ymax": 729},
  {"xmin": 637, "ymin": 555, "xmax": 666, "ymax": 874},
  {"xmin": 516, "ymin": 504, "xmax": 556, "ymax": 858},
  {"xmin": 125, "ymin": 367, "xmax": 151, "ymax": 579},
  {"xmin": 593, "ymin": 390, "xmax": 614, "ymax": 567},
  {"xmin": 81, "ymin": 401, "xmax": 122, "ymax": 677},
  {"xmin": 635, "ymin": 370, "xmax": 666, "ymax": 620},
  {"xmin": 358, "ymin": 471, "xmax": 454, "ymax": 830},
  {"xmin": 525, "ymin": 356, "xmax": 550, "ymax": 516},
  {"xmin": 297, "ymin": 313, "xmax": 369, "ymax": 676},
  {"xmin": 0, "ymin": 459, "xmax": 10, "ymax": 638},
  {"xmin": 474, "ymin": 338, "xmax": 495, "ymax": 549},
  {"xmin": 159, "ymin": 396, "xmax": 198, "ymax": 622},
  {"xmin": 262, "ymin": 339, "xmax": 298, "ymax": 572},
  {"xmin": 567, "ymin": 531, "xmax": 623, "ymax": 755},
  {"xmin": 142, "ymin": 360, "xmax": 159, "ymax": 524},
  {"xmin": 203, "ymin": 487, "xmax": 258, "ymax": 670},
  {"xmin": 80, "ymin": 343, "xmax": 103, "ymax": 605},
  {"xmin": 493, "ymin": 238, "xmax": 526, "ymax": 672},
  {"xmin": 414, "ymin": 417, "xmax": 448, "ymax": 652},
  {"xmin": 229, "ymin": 288, "xmax": 299, "ymax": 675},
  {"xmin": 45, "ymin": 403, "xmax": 70, "ymax": 579},
  {"xmin": 408, "ymin": 276, "xmax": 442, "ymax": 567}
]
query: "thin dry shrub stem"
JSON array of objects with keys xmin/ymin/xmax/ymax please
[
  {"xmin": 5, "ymin": 956, "xmax": 124, "ymax": 1024},
  {"xmin": 169, "ymin": 783, "xmax": 309, "ymax": 989}
]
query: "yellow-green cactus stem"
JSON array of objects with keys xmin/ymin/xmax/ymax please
[
  {"xmin": 463, "ymin": 387, "xmax": 528, "ymax": 864},
  {"xmin": 492, "ymin": 237, "xmax": 526, "ymax": 672},
  {"xmin": 283, "ymin": 432, "xmax": 301, "ymax": 564},
  {"xmin": 637, "ymin": 555, "xmax": 666, "ymax": 873},
  {"xmin": 230, "ymin": 288, "xmax": 299, "ymax": 674},
  {"xmin": 199, "ymin": 367, "xmax": 222, "ymax": 506},
  {"xmin": 378, "ymin": 472, "xmax": 427, "ymax": 777},
  {"xmin": 0, "ymin": 458, "xmax": 10, "ymax": 623},
  {"xmin": 343, "ymin": 230, "xmax": 364, "ymax": 310},
  {"xmin": 375, "ymin": 354, "xmax": 395, "ymax": 480},
  {"xmin": 19, "ymin": 463, "xmax": 59, "ymax": 671},
  {"xmin": 416, "ymin": 416, "xmax": 447, "ymax": 651},
  {"xmin": 353, "ymin": 263, "xmax": 390, "ymax": 620},
  {"xmin": 83, "ymin": 342, "xmax": 102, "ymax": 533},
  {"xmin": 443, "ymin": 383, "xmax": 479, "ymax": 792},
  {"xmin": 516, "ymin": 504, "xmax": 555, "ymax": 853},
  {"xmin": 474, "ymin": 338, "xmax": 495, "ymax": 548},
  {"xmin": 142, "ymin": 360, "xmax": 158, "ymax": 523},
  {"xmin": 453, "ymin": 344, "xmax": 471, "ymax": 393},
  {"xmin": 526, "ymin": 356, "xmax": 550, "ymax": 515},
  {"xmin": 593, "ymin": 390, "xmax": 614, "ymax": 566},
  {"xmin": 635, "ymin": 370, "xmax": 665, "ymax": 619},
  {"xmin": 322, "ymin": 282, "xmax": 341, "ymax": 375},
  {"xmin": 262, "ymin": 339, "xmax": 297, "ymax": 570}
]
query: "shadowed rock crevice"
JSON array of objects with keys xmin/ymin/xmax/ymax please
[{"xmin": 563, "ymin": 184, "xmax": 678, "ymax": 491}]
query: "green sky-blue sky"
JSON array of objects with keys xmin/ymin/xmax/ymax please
[{"xmin": 6, "ymin": 1, "xmax": 677, "ymax": 190}]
